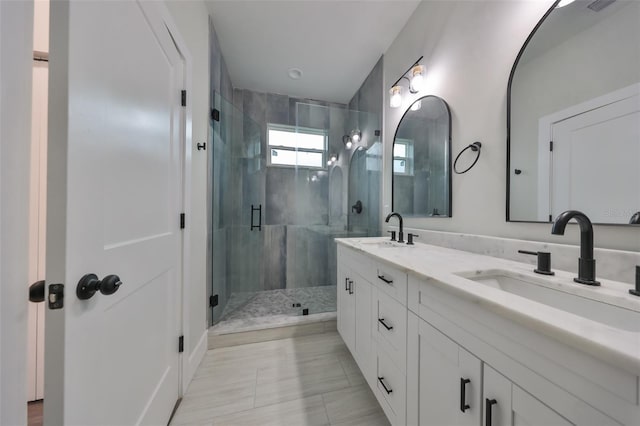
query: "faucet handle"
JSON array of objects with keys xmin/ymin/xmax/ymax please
[
  {"xmin": 387, "ymin": 230, "xmax": 396, "ymax": 241},
  {"xmin": 407, "ymin": 233, "xmax": 419, "ymax": 245},
  {"xmin": 518, "ymin": 250, "xmax": 555, "ymax": 276}
]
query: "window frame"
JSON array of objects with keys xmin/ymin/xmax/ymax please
[
  {"xmin": 267, "ymin": 123, "xmax": 328, "ymax": 170},
  {"xmin": 393, "ymin": 138, "xmax": 415, "ymax": 176}
]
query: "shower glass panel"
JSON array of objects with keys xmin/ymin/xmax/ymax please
[
  {"xmin": 347, "ymin": 111, "xmax": 382, "ymax": 238},
  {"xmin": 212, "ymin": 95, "xmax": 382, "ymax": 332},
  {"xmin": 209, "ymin": 93, "xmax": 264, "ymax": 326}
]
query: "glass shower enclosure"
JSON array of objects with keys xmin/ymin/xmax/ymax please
[{"xmin": 208, "ymin": 92, "xmax": 380, "ymax": 333}]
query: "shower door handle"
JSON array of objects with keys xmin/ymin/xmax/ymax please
[{"xmin": 250, "ymin": 204, "xmax": 262, "ymax": 231}]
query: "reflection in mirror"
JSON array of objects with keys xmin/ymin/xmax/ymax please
[
  {"xmin": 392, "ymin": 96, "xmax": 451, "ymax": 217},
  {"xmin": 508, "ymin": 0, "xmax": 640, "ymax": 225}
]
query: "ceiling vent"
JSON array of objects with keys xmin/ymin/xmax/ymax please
[{"xmin": 588, "ymin": 0, "xmax": 616, "ymax": 12}]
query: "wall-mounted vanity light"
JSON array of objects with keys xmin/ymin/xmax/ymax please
[
  {"xmin": 389, "ymin": 56, "xmax": 424, "ymax": 108},
  {"xmin": 327, "ymin": 153, "xmax": 338, "ymax": 166},
  {"xmin": 342, "ymin": 135, "xmax": 353, "ymax": 150},
  {"xmin": 409, "ymin": 65, "xmax": 425, "ymax": 93},
  {"xmin": 389, "ymin": 86, "xmax": 403, "ymax": 108},
  {"xmin": 350, "ymin": 129, "xmax": 362, "ymax": 143}
]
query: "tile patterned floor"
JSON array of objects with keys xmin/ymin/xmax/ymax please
[
  {"xmin": 170, "ymin": 332, "xmax": 389, "ymax": 426},
  {"xmin": 211, "ymin": 286, "xmax": 337, "ymax": 334}
]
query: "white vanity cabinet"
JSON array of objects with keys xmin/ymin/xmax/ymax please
[
  {"xmin": 337, "ymin": 242, "xmax": 638, "ymax": 426},
  {"xmin": 337, "ymin": 262, "xmax": 373, "ymax": 378},
  {"xmin": 337, "ymin": 245, "xmax": 409, "ymax": 425},
  {"xmin": 483, "ymin": 365, "xmax": 573, "ymax": 426},
  {"xmin": 407, "ymin": 311, "xmax": 482, "ymax": 426}
]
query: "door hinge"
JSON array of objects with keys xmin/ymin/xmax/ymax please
[
  {"xmin": 180, "ymin": 213, "xmax": 185, "ymax": 229},
  {"xmin": 178, "ymin": 336, "xmax": 184, "ymax": 353},
  {"xmin": 549, "ymin": 141, "xmax": 553, "ymax": 151},
  {"xmin": 211, "ymin": 108, "xmax": 220, "ymax": 122},
  {"xmin": 181, "ymin": 90, "xmax": 187, "ymax": 107},
  {"xmin": 210, "ymin": 294, "xmax": 219, "ymax": 308}
]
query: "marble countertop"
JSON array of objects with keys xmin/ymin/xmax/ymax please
[{"xmin": 336, "ymin": 237, "xmax": 640, "ymax": 375}]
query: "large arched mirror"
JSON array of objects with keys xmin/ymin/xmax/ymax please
[
  {"xmin": 392, "ymin": 96, "xmax": 452, "ymax": 217},
  {"xmin": 508, "ymin": 0, "xmax": 640, "ymax": 225}
]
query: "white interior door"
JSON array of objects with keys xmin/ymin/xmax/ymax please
[
  {"xmin": 27, "ymin": 59, "xmax": 48, "ymax": 402},
  {"xmin": 45, "ymin": 1, "xmax": 184, "ymax": 424},
  {"xmin": 551, "ymin": 93, "xmax": 640, "ymax": 223}
]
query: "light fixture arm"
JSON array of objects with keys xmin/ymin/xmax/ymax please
[{"xmin": 390, "ymin": 55, "xmax": 424, "ymax": 89}]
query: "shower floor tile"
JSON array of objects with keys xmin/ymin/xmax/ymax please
[{"xmin": 211, "ymin": 285, "xmax": 337, "ymax": 334}]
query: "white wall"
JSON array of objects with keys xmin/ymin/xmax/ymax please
[
  {"xmin": 382, "ymin": 0, "xmax": 640, "ymax": 252},
  {"xmin": 164, "ymin": 0, "xmax": 210, "ymax": 388},
  {"xmin": 1, "ymin": 0, "xmax": 34, "ymax": 424}
]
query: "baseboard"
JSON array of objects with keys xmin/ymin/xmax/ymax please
[
  {"xmin": 182, "ymin": 330, "xmax": 207, "ymax": 394},
  {"xmin": 208, "ymin": 319, "xmax": 337, "ymax": 349}
]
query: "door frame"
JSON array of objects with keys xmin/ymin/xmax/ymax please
[{"xmin": 155, "ymin": 2, "xmax": 199, "ymax": 395}]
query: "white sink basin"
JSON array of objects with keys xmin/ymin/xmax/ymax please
[{"xmin": 458, "ymin": 270, "xmax": 640, "ymax": 333}]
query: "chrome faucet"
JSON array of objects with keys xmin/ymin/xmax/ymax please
[
  {"xmin": 551, "ymin": 210, "xmax": 600, "ymax": 286},
  {"xmin": 385, "ymin": 212, "xmax": 404, "ymax": 243}
]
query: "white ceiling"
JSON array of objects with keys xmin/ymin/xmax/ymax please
[{"xmin": 206, "ymin": 0, "xmax": 421, "ymax": 104}]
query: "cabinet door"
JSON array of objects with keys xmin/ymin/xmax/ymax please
[
  {"xmin": 408, "ymin": 313, "xmax": 482, "ymax": 426},
  {"xmin": 354, "ymin": 276, "xmax": 373, "ymax": 383},
  {"xmin": 337, "ymin": 264, "xmax": 355, "ymax": 352},
  {"xmin": 484, "ymin": 365, "xmax": 573, "ymax": 426}
]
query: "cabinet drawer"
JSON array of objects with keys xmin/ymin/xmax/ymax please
[
  {"xmin": 376, "ymin": 346, "xmax": 406, "ymax": 425},
  {"xmin": 375, "ymin": 291, "xmax": 407, "ymax": 372},
  {"xmin": 373, "ymin": 261, "xmax": 407, "ymax": 306}
]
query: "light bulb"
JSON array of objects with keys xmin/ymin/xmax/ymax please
[
  {"xmin": 345, "ymin": 140, "xmax": 353, "ymax": 149},
  {"xmin": 409, "ymin": 65, "xmax": 425, "ymax": 93},
  {"xmin": 331, "ymin": 155, "xmax": 337, "ymax": 162},
  {"xmin": 410, "ymin": 100, "xmax": 422, "ymax": 111},
  {"xmin": 351, "ymin": 130, "xmax": 361, "ymax": 143},
  {"xmin": 327, "ymin": 159, "xmax": 332, "ymax": 166},
  {"xmin": 389, "ymin": 86, "xmax": 402, "ymax": 108}
]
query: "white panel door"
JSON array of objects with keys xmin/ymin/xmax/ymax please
[
  {"xmin": 551, "ymin": 93, "xmax": 640, "ymax": 223},
  {"xmin": 45, "ymin": 1, "xmax": 184, "ymax": 424}
]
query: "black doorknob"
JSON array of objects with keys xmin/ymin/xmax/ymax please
[
  {"xmin": 76, "ymin": 273, "xmax": 123, "ymax": 300},
  {"xmin": 29, "ymin": 280, "xmax": 45, "ymax": 303}
]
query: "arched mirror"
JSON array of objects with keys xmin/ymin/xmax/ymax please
[
  {"xmin": 508, "ymin": 0, "xmax": 640, "ymax": 225},
  {"xmin": 392, "ymin": 96, "xmax": 452, "ymax": 217}
]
